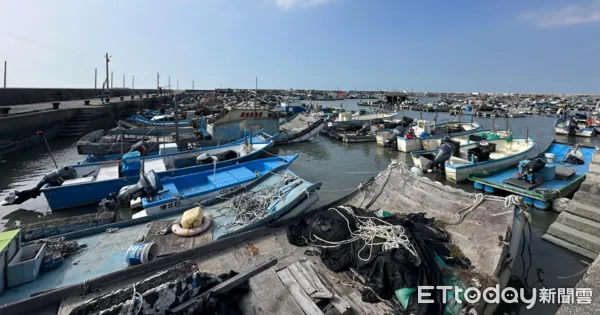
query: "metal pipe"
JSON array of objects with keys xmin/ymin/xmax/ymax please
[
  {"xmin": 37, "ymin": 131, "xmax": 58, "ymax": 169},
  {"xmin": 3, "ymin": 61, "xmax": 6, "ymax": 88},
  {"xmin": 526, "ymin": 128, "xmax": 529, "ymax": 142}
]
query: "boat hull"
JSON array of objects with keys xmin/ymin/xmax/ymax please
[
  {"xmin": 42, "ymin": 143, "xmax": 271, "ymax": 211},
  {"xmin": 445, "ymin": 143, "xmax": 534, "ymax": 182},
  {"xmin": 554, "ymin": 126, "xmax": 595, "ymax": 137},
  {"xmin": 397, "ymin": 124, "xmax": 483, "ymax": 152},
  {"xmin": 275, "ymin": 119, "xmax": 325, "ymax": 144}
]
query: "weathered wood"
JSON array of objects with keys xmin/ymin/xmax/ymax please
[
  {"xmin": 169, "ymin": 258, "xmax": 277, "ymax": 313},
  {"xmin": 68, "ymin": 260, "xmax": 196, "ymax": 315},
  {"xmin": 311, "ymin": 291, "xmax": 334, "ymax": 299},
  {"xmin": 277, "ymin": 268, "xmax": 324, "ymax": 315},
  {"xmin": 302, "ymin": 260, "xmax": 332, "ymax": 294},
  {"xmin": 288, "ymin": 262, "xmax": 317, "ymax": 295},
  {"xmin": 20, "ymin": 211, "xmax": 115, "ymax": 242},
  {"xmin": 323, "ymin": 303, "xmax": 343, "ymax": 315},
  {"xmin": 330, "ymin": 294, "xmax": 352, "ymax": 315}
]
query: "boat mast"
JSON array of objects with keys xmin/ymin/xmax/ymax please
[{"xmin": 174, "ymin": 87, "xmax": 179, "ymax": 143}]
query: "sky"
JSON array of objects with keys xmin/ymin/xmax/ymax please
[{"xmin": 0, "ymin": 0, "xmax": 599, "ymax": 94}]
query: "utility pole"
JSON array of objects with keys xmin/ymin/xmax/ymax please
[
  {"xmin": 104, "ymin": 53, "xmax": 110, "ymax": 99},
  {"xmin": 132, "ymin": 76, "xmax": 135, "ymax": 90},
  {"xmin": 94, "ymin": 68, "xmax": 97, "ymax": 91},
  {"xmin": 110, "ymin": 71, "xmax": 113, "ymax": 89},
  {"xmin": 122, "ymin": 73, "xmax": 125, "ymax": 88},
  {"xmin": 176, "ymin": 78, "xmax": 179, "ymax": 90},
  {"xmin": 168, "ymin": 76, "xmax": 171, "ymax": 91},
  {"xmin": 157, "ymin": 72, "xmax": 160, "ymax": 90},
  {"xmin": 192, "ymin": 81, "xmax": 194, "ymax": 90},
  {"xmin": 3, "ymin": 61, "xmax": 6, "ymax": 88}
]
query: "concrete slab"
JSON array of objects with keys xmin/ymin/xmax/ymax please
[
  {"xmin": 556, "ymin": 255, "xmax": 600, "ymax": 315},
  {"xmin": 546, "ymin": 222, "xmax": 600, "ymax": 254},
  {"xmin": 557, "ymin": 212, "xmax": 600, "ymax": 239},
  {"xmin": 541, "ymin": 234, "xmax": 597, "ymax": 260},
  {"xmin": 566, "ymin": 200, "xmax": 600, "ymax": 222}
]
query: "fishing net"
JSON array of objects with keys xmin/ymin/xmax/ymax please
[{"xmin": 218, "ymin": 175, "xmax": 299, "ymax": 230}]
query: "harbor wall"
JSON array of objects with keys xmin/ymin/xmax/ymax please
[
  {"xmin": 0, "ymin": 88, "xmax": 161, "ymax": 106},
  {"xmin": 0, "ymin": 96, "xmax": 170, "ymax": 155}
]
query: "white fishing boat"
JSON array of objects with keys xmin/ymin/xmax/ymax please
[
  {"xmin": 420, "ymin": 129, "xmax": 512, "ymax": 151},
  {"xmin": 412, "ymin": 137, "xmax": 535, "ymax": 182},
  {"xmin": 554, "ymin": 119, "xmax": 596, "ymax": 137},
  {"xmin": 397, "ymin": 120, "xmax": 482, "ymax": 152}
]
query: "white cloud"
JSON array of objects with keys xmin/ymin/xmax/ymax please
[
  {"xmin": 267, "ymin": 0, "xmax": 335, "ymax": 9},
  {"xmin": 521, "ymin": 0, "xmax": 600, "ymax": 28}
]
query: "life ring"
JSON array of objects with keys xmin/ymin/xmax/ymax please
[{"xmin": 172, "ymin": 214, "xmax": 212, "ymax": 237}]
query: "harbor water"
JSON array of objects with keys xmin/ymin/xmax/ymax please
[{"xmin": 0, "ymin": 99, "xmax": 597, "ymax": 314}]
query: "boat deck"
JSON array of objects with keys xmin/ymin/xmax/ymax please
[
  {"xmin": 470, "ymin": 144, "xmax": 598, "ymax": 201},
  {"xmin": 0, "ymin": 170, "xmax": 319, "ymax": 310},
  {"xmin": 51, "ymin": 161, "xmax": 519, "ymax": 315}
]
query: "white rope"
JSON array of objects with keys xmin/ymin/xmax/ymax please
[
  {"xmin": 217, "ymin": 175, "xmax": 299, "ymax": 230},
  {"xmin": 130, "ymin": 283, "xmax": 144, "ymax": 315},
  {"xmin": 310, "ymin": 206, "xmax": 421, "ymax": 265}
]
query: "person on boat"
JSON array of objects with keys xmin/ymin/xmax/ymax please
[{"xmin": 587, "ymin": 117, "xmax": 593, "ymax": 127}]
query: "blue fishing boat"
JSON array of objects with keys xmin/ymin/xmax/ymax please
[
  {"xmin": 469, "ymin": 142, "xmax": 598, "ymax": 209},
  {"xmin": 2, "ymin": 138, "xmax": 275, "ymax": 211},
  {"xmin": 0, "ymin": 165, "xmax": 321, "ymax": 306},
  {"xmin": 127, "ymin": 114, "xmax": 192, "ymax": 127},
  {"xmin": 80, "ymin": 130, "xmax": 276, "ymax": 164},
  {"xmin": 130, "ymin": 155, "xmax": 302, "ymax": 217}
]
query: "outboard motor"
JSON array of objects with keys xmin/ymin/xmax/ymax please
[
  {"xmin": 566, "ymin": 118, "xmax": 579, "ymax": 136},
  {"xmin": 196, "ymin": 153, "xmax": 219, "ymax": 165},
  {"xmin": 426, "ymin": 137, "xmax": 456, "ymax": 170},
  {"xmin": 518, "ymin": 158, "xmax": 546, "ymax": 184},
  {"xmin": 98, "ymin": 170, "xmax": 162, "ymax": 211},
  {"xmin": 356, "ymin": 123, "xmax": 371, "ymax": 136},
  {"xmin": 2, "ymin": 166, "xmax": 77, "ymax": 205},
  {"xmin": 384, "ymin": 126, "xmax": 404, "ymax": 147},
  {"xmin": 129, "ymin": 140, "xmax": 149, "ymax": 156}
]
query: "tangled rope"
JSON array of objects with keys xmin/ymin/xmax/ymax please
[
  {"xmin": 310, "ymin": 206, "xmax": 421, "ymax": 265},
  {"xmin": 36, "ymin": 237, "xmax": 85, "ymax": 257},
  {"xmin": 218, "ymin": 175, "xmax": 299, "ymax": 230}
]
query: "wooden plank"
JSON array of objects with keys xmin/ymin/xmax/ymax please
[
  {"xmin": 277, "ymin": 268, "xmax": 324, "ymax": 315},
  {"xmin": 301, "ymin": 260, "xmax": 332, "ymax": 294},
  {"xmin": 169, "ymin": 258, "xmax": 277, "ymax": 313},
  {"xmin": 330, "ymin": 295, "xmax": 352, "ymax": 315},
  {"xmin": 311, "ymin": 292, "xmax": 334, "ymax": 299},
  {"xmin": 288, "ymin": 262, "xmax": 317, "ymax": 295}
]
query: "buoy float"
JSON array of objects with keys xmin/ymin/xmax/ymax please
[{"xmin": 172, "ymin": 213, "xmax": 212, "ymax": 237}]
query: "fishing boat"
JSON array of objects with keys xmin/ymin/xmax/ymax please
[
  {"xmin": 130, "ymin": 155, "xmax": 303, "ymax": 217},
  {"xmin": 0, "ymin": 161, "xmax": 526, "ymax": 315},
  {"xmin": 257, "ymin": 112, "xmax": 325, "ymax": 144},
  {"xmin": 79, "ymin": 130, "xmax": 275, "ymax": 163},
  {"xmin": 419, "ymin": 129, "xmax": 512, "ymax": 151},
  {"xmin": 328, "ymin": 112, "xmax": 397, "ymax": 129},
  {"xmin": 76, "ymin": 127, "xmax": 214, "ymax": 156},
  {"xmin": 412, "ymin": 137, "xmax": 535, "ymax": 182},
  {"xmin": 0, "ymin": 163, "xmax": 321, "ymax": 311},
  {"xmin": 127, "ymin": 114, "xmax": 192, "ymax": 127},
  {"xmin": 469, "ymin": 142, "xmax": 598, "ymax": 210},
  {"xmin": 396, "ymin": 120, "xmax": 482, "ymax": 152},
  {"xmin": 554, "ymin": 118, "xmax": 596, "ymax": 137},
  {"xmin": 3, "ymin": 138, "xmax": 274, "ymax": 211}
]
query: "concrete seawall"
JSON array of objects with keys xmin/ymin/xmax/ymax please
[
  {"xmin": 0, "ymin": 88, "xmax": 161, "ymax": 106},
  {"xmin": 0, "ymin": 95, "xmax": 171, "ymax": 155}
]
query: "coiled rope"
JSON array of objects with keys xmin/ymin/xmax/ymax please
[{"xmin": 310, "ymin": 206, "xmax": 421, "ymax": 265}]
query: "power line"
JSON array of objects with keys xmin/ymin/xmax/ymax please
[{"xmin": 0, "ymin": 29, "xmax": 95, "ymax": 56}]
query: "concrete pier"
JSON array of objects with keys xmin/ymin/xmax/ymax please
[
  {"xmin": 555, "ymin": 255, "xmax": 599, "ymax": 315},
  {"xmin": 0, "ymin": 91, "xmax": 171, "ymax": 155},
  {"xmin": 543, "ymin": 151, "xmax": 600, "ymax": 259}
]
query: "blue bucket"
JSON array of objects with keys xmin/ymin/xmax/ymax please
[{"xmin": 126, "ymin": 242, "xmax": 159, "ymax": 265}]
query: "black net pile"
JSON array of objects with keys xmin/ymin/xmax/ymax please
[{"xmin": 286, "ymin": 205, "xmax": 472, "ymax": 315}]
